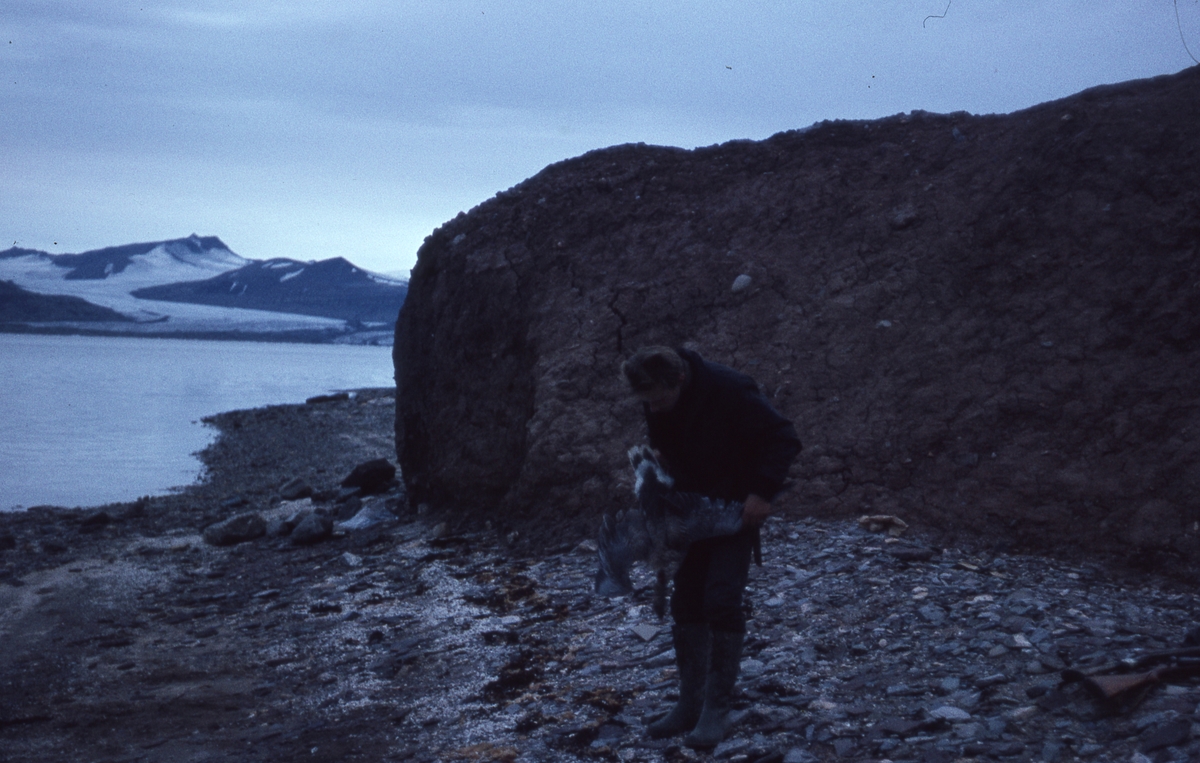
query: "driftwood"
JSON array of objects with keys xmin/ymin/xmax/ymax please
[{"xmin": 1061, "ymin": 646, "xmax": 1200, "ymax": 707}]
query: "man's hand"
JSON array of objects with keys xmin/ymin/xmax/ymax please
[{"xmin": 742, "ymin": 494, "xmax": 771, "ymax": 528}]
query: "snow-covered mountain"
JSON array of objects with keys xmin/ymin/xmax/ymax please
[
  {"xmin": 132, "ymin": 256, "xmax": 407, "ymax": 324},
  {"xmin": 0, "ymin": 235, "xmax": 406, "ymax": 343}
]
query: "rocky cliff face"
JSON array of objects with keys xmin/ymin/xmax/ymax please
[{"xmin": 394, "ymin": 66, "xmax": 1200, "ymax": 572}]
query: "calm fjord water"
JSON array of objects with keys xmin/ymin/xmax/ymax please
[{"xmin": 0, "ymin": 334, "xmax": 394, "ymax": 511}]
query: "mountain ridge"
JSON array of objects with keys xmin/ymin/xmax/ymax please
[
  {"xmin": 0, "ymin": 235, "xmax": 406, "ymax": 343},
  {"xmin": 0, "ymin": 280, "xmax": 134, "ymax": 323},
  {"xmin": 130, "ymin": 256, "xmax": 407, "ymax": 324},
  {"xmin": 0, "ymin": 234, "xmax": 241, "ymax": 280}
]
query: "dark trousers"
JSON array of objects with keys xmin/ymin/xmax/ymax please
[{"xmin": 670, "ymin": 527, "xmax": 755, "ymax": 634}]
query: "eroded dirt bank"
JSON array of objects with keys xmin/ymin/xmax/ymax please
[
  {"xmin": 394, "ymin": 65, "xmax": 1200, "ymax": 577},
  {"xmin": 3, "ymin": 393, "xmax": 1200, "ymax": 763}
]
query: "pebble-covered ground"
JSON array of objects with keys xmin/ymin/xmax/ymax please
[
  {"xmin": 2, "ymin": 391, "xmax": 1198, "ymax": 763},
  {"xmin": 359, "ymin": 518, "xmax": 1200, "ymax": 763}
]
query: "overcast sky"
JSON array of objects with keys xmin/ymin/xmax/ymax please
[{"xmin": 3, "ymin": 2, "xmax": 1196, "ymax": 276}]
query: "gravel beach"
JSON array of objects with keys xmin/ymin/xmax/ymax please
[{"xmin": 3, "ymin": 390, "xmax": 1199, "ymax": 763}]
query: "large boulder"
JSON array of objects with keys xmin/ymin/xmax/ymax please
[
  {"xmin": 340, "ymin": 458, "xmax": 398, "ymax": 495},
  {"xmin": 203, "ymin": 512, "xmax": 267, "ymax": 546},
  {"xmin": 394, "ymin": 66, "xmax": 1200, "ymax": 571}
]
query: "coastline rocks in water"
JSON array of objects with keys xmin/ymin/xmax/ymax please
[
  {"xmin": 392, "ymin": 66, "xmax": 1200, "ymax": 576},
  {"xmin": 341, "ymin": 459, "xmax": 397, "ymax": 495},
  {"xmin": 203, "ymin": 512, "xmax": 267, "ymax": 546}
]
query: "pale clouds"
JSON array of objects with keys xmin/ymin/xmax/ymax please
[{"xmin": 3, "ymin": 1, "xmax": 1195, "ymax": 274}]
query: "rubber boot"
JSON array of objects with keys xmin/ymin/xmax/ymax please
[
  {"xmin": 684, "ymin": 629, "xmax": 744, "ymax": 749},
  {"xmin": 646, "ymin": 624, "xmax": 710, "ymax": 739}
]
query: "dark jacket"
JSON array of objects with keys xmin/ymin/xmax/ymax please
[{"xmin": 645, "ymin": 349, "xmax": 801, "ymax": 503}]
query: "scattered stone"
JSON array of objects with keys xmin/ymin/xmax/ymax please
[
  {"xmin": 278, "ymin": 477, "xmax": 313, "ymax": 501},
  {"xmin": 9, "ymin": 393, "xmax": 1200, "ymax": 762},
  {"xmin": 340, "ymin": 459, "xmax": 397, "ymax": 495},
  {"xmin": 976, "ymin": 673, "xmax": 1010, "ymax": 688},
  {"xmin": 1025, "ymin": 683, "xmax": 1052, "ymax": 698},
  {"xmin": 630, "ymin": 624, "xmax": 658, "ymax": 642},
  {"xmin": 731, "ymin": 274, "xmax": 752, "ymax": 292},
  {"xmin": 889, "ymin": 203, "xmax": 919, "ymax": 229},
  {"xmin": 202, "ymin": 513, "xmax": 267, "ymax": 546},
  {"xmin": 1140, "ymin": 720, "xmax": 1192, "ymax": 752},
  {"xmin": 290, "ymin": 512, "xmax": 333, "ymax": 546},
  {"xmin": 832, "ymin": 738, "xmax": 857, "ymax": 757},
  {"xmin": 335, "ymin": 496, "xmax": 363, "ymax": 521},
  {"xmin": 930, "ymin": 706, "xmax": 972, "ymax": 721},
  {"xmin": 938, "ymin": 677, "xmax": 961, "ymax": 693},
  {"xmin": 1041, "ymin": 740, "xmax": 1065, "ymax": 762},
  {"xmin": 265, "ymin": 517, "xmax": 294, "ymax": 538},
  {"xmin": 336, "ymin": 500, "xmax": 397, "ymax": 532},
  {"xmin": 741, "ymin": 659, "xmax": 765, "ymax": 678},
  {"xmin": 918, "ymin": 604, "xmax": 947, "ymax": 625},
  {"xmin": 992, "ymin": 741, "xmax": 1025, "ymax": 757},
  {"xmin": 857, "ymin": 515, "xmax": 908, "ymax": 536},
  {"xmin": 714, "ymin": 737, "xmax": 750, "ymax": 757},
  {"xmin": 79, "ymin": 510, "xmax": 113, "ymax": 528},
  {"xmin": 889, "ymin": 545, "xmax": 936, "ymax": 563}
]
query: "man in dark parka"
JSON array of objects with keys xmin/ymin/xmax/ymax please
[{"xmin": 622, "ymin": 345, "xmax": 802, "ymax": 748}]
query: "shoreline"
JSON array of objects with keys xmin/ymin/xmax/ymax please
[
  {"xmin": 4, "ymin": 391, "xmax": 1200, "ymax": 762},
  {"xmin": 1, "ymin": 387, "xmax": 399, "ymax": 560},
  {"xmin": 0, "ymin": 322, "xmax": 394, "ymax": 345}
]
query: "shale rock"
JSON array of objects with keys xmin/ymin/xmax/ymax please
[
  {"xmin": 393, "ymin": 66, "xmax": 1200, "ymax": 576},
  {"xmin": 202, "ymin": 511, "xmax": 267, "ymax": 546},
  {"xmin": 341, "ymin": 458, "xmax": 397, "ymax": 495},
  {"xmin": 289, "ymin": 510, "xmax": 334, "ymax": 545},
  {"xmin": 278, "ymin": 477, "xmax": 313, "ymax": 501},
  {"xmin": 336, "ymin": 499, "xmax": 398, "ymax": 532}
]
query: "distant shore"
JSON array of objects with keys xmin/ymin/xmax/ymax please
[{"xmin": 0, "ymin": 322, "xmax": 394, "ymax": 345}]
